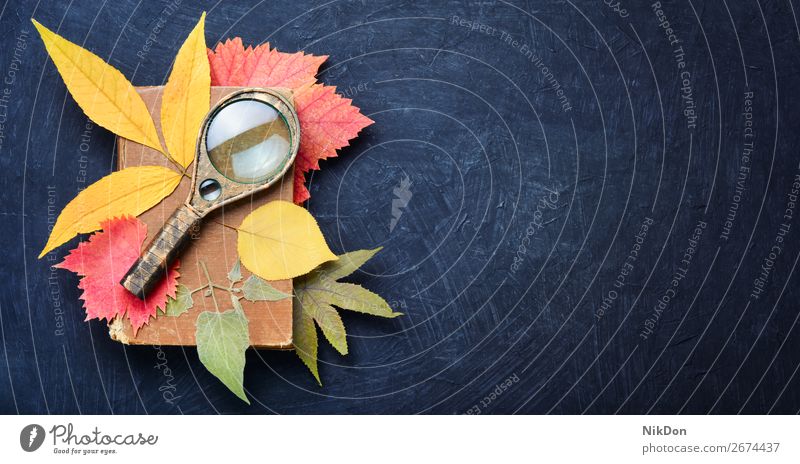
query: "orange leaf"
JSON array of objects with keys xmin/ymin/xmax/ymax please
[
  {"xmin": 55, "ymin": 217, "xmax": 180, "ymax": 335},
  {"xmin": 208, "ymin": 38, "xmax": 326, "ymax": 88}
]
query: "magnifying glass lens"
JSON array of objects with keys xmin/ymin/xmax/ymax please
[{"xmin": 206, "ymin": 99, "xmax": 291, "ymax": 183}]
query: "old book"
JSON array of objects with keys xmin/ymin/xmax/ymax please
[{"xmin": 109, "ymin": 86, "xmax": 293, "ymax": 349}]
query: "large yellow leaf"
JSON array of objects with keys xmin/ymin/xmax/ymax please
[
  {"xmin": 39, "ymin": 166, "xmax": 181, "ymax": 258},
  {"xmin": 32, "ymin": 19, "xmax": 164, "ymax": 152},
  {"xmin": 237, "ymin": 201, "xmax": 337, "ymax": 280},
  {"xmin": 161, "ymin": 13, "xmax": 210, "ymax": 169}
]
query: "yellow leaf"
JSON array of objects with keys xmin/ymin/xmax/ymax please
[
  {"xmin": 32, "ymin": 19, "xmax": 164, "ymax": 153},
  {"xmin": 39, "ymin": 166, "xmax": 181, "ymax": 258},
  {"xmin": 238, "ymin": 201, "xmax": 337, "ymax": 280},
  {"xmin": 161, "ymin": 13, "xmax": 210, "ymax": 169}
]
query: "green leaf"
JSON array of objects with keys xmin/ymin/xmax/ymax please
[
  {"xmin": 313, "ymin": 247, "xmax": 382, "ymax": 281},
  {"xmin": 241, "ymin": 275, "xmax": 291, "ymax": 302},
  {"xmin": 292, "ymin": 248, "xmax": 399, "ymax": 383},
  {"xmin": 227, "ymin": 259, "xmax": 242, "ymax": 284},
  {"xmin": 302, "ymin": 282, "xmax": 400, "ymax": 318},
  {"xmin": 164, "ymin": 284, "xmax": 193, "ymax": 317},
  {"xmin": 305, "ymin": 301, "xmax": 347, "ymax": 355},
  {"xmin": 292, "ymin": 299, "xmax": 319, "ymax": 384},
  {"xmin": 195, "ymin": 308, "xmax": 250, "ymax": 404}
]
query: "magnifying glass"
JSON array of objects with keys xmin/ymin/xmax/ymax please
[{"xmin": 120, "ymin": 89, "xmax": 300, "ymax": 299}]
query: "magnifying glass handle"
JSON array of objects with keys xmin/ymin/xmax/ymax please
[{"xmin": 120, "ymin": 205, "xmax": 202, "ymax": 299}]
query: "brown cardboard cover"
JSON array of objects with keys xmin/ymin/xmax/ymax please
[{"xmin": 109, "ymin": 86, "xmax": 293, "ymax": 349}]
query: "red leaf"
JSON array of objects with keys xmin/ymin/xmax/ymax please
[
  {"xmin": 208, "ymin": 38, "xmax": 327, "ymax": 89},
  {"xmin": 294, "ymin": 168, "xmax": 310, "ymax": 204},
  {"xmin": 294, "ymin": 83, "xmax": 373, "ymax": 174},
  {"xmin": 208, "ymin": 39, "xmax": 373, "ymax": 203},
  {"xmin": 55, "ymin": 216, "xmax": 179, "ymax": 335}
]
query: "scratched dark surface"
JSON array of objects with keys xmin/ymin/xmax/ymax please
[{"xmin": 2, "ymin": 0, "xmax": 800, "ymax": 414}]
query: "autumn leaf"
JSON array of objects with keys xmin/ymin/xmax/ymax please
[
  {"xmin": 316, "ymin": 247, "xmax": 387, "ymax": 281},
  {"xmin": 39, "ymin": 166, "xmax": 182, "ymax": 258},
  {"xmin": 293, "ymin": 168, "xmax": 311, "ymax": 204},
  {"xmin": 32, "ymin": 19, "xmax": 164, "ymax": 152},
  {"xmin": 237, "ymin": 201, "xmax": 337, "ymax": 281},
  {"xmin": 164, "ymin": 284, "xmax": 193, "ymax": 317},
  {"xmin": 293, "ymin": 248, "xmax": 401, "ymax": 384},
  {"xmin": 293, "ymin": 83, "xmax": 374, "ymax": 175},
  {"xmin": 241, "ymin": 275, "xmax": 290, "ymax": 302},
  {"xmin": 207, "ymin": 39, "xmax": 372, "ymax": 203},
  {"xmin": 293, "ymin": 304, "xmax": 319, "ymax": 382},
  {"xmin": 207, "ymin": 37, "xmax": 326, "ymax": 89},
  {"xmin": 196, "ymin": 295, "xmax": 250, "ymax": 403},
  {"xmin": 161, "ymin": 13, "xmax": 210, "ymax": 169},
  {"xmin": 227, "ymin": 259, "xmax": 242, "ymax": 284},
  {"xmin": 55, "ymin": 216, "xmax": 180, "ymax": 334}
]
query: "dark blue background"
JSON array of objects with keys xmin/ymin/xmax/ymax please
[{"xmin": 2, "ymin": 0, "xmax": 800, "ymax": 414}]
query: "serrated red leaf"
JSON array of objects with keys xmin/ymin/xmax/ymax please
[
  {"xmin": 208, "ymin": 39, "xmax": 373, "ymax": 203},
  {"xmin": 293, "ymin": 83, "xmax": 374, "ymax": 174},
  {"xmin": 208, "ymin": 38, "xmax": 327, "ymax": 89},
  {"xmin": 55, "ymin": 216, "xmax": 179, "ymax": 335},
  {"xmin": 294, "ymin": 168, "xmax": 310, "ymax": 204}
]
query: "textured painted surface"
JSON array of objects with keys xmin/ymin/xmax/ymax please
[{"xmin": 2, "ymin": 0, "xmax": 800, "ymax": 413}]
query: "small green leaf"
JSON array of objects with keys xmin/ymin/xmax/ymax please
[
  {"xmin": 242, "ymin": 275, "xmax": 291, "ymax": 302},
  {"xmin": 196, "ymin": 308, "xmax": 251, "ymax": 403},
  {"xmin": 164, "ymin": 284, "xmax": 193, "ymax": 317},
  {"xmin": 228, "ymin": 259, "xmax": 242, "ymax": 284}
]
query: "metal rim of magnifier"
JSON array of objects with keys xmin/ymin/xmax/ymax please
[{"xmin": 188, "ymin": 88, "xmax": 300, "ymax": 215}]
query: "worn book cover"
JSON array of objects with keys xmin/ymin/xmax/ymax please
[{"xmin": 109, "ymin": 86, "xmax": 294, "ymax": 348}]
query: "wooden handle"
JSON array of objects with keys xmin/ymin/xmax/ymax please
[{"xmin": 120, "ymin": 206, "xmax": 201, "ymax": 299}]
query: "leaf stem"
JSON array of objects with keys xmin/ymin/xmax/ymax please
[
  {"xmin": 200, "ymin": 260, "xmax": 220, "ymax": 311},
  {"xmin": 190, "ymin": 275, "xmax": 238, "ymax": 296},
  {"xmin": 190, "ymin": 284, "xmax": 208, "ymax": 294},
  {"xmin": 210, "ymin": 220, "xmax": 238, "ymax": 232}
]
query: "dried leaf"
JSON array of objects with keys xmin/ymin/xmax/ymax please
[
  {"xmin": 32, "ymin": 19, "xmax": 164, "ymax": 152},
  {"xmin": 237, "ymin": 201, "xmax": 337, "ymax": 281},
  {"xmin": 164, "ymin": 284, "xmax": 193, "ymax": 317},
  {"xmin": 207, "ymin": 38, "xmax": 326, "ymax": 88},
  {"xmin": 293, "ymin": 168, "xmax": 311, "ymax": 204},
  {"xmin": 307, "ymin": 282, "xmax": 397, "ymax": 318},
  {"xmin": 207, "ymin": 39, "xmax": 372, "ymax": 203},
  {"xmin": 241, "ymin": 275, "xmax": 290, "ymax": 302},
  {"xmin": 293, "ymin": 302, "xmax": 319, "ymax": 383},
  {"xmin": 315, "ymin": 247, "xmax": 382, "ymax": 281},
  {"xmin": 227, "ymin": 259, "xmax": 242, "ymax": 284},
  {"xmin": 161, "ymin": 13, "xmax": 210, "ymax": 169},
  {"xmin": 196, "ymin": 305, "xmax": 250, "ymax": 404},
  {"xmin": 39, "ymin": 166, "xmax": 181, "ymax": 258},
  {"xmin": 293, "ymin": 248, "xmax": 400, "ymax": 382},
  {"xmin": 55, "ymin": 216, "xmax": 180, "ymax": 334},
  {"xmin": 293, "ymin": 83, "xmax": 374, "ymax": 176},
  {"xmin": 308, "ymin": 302, "xmax": 347, "ymax": 355}
]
